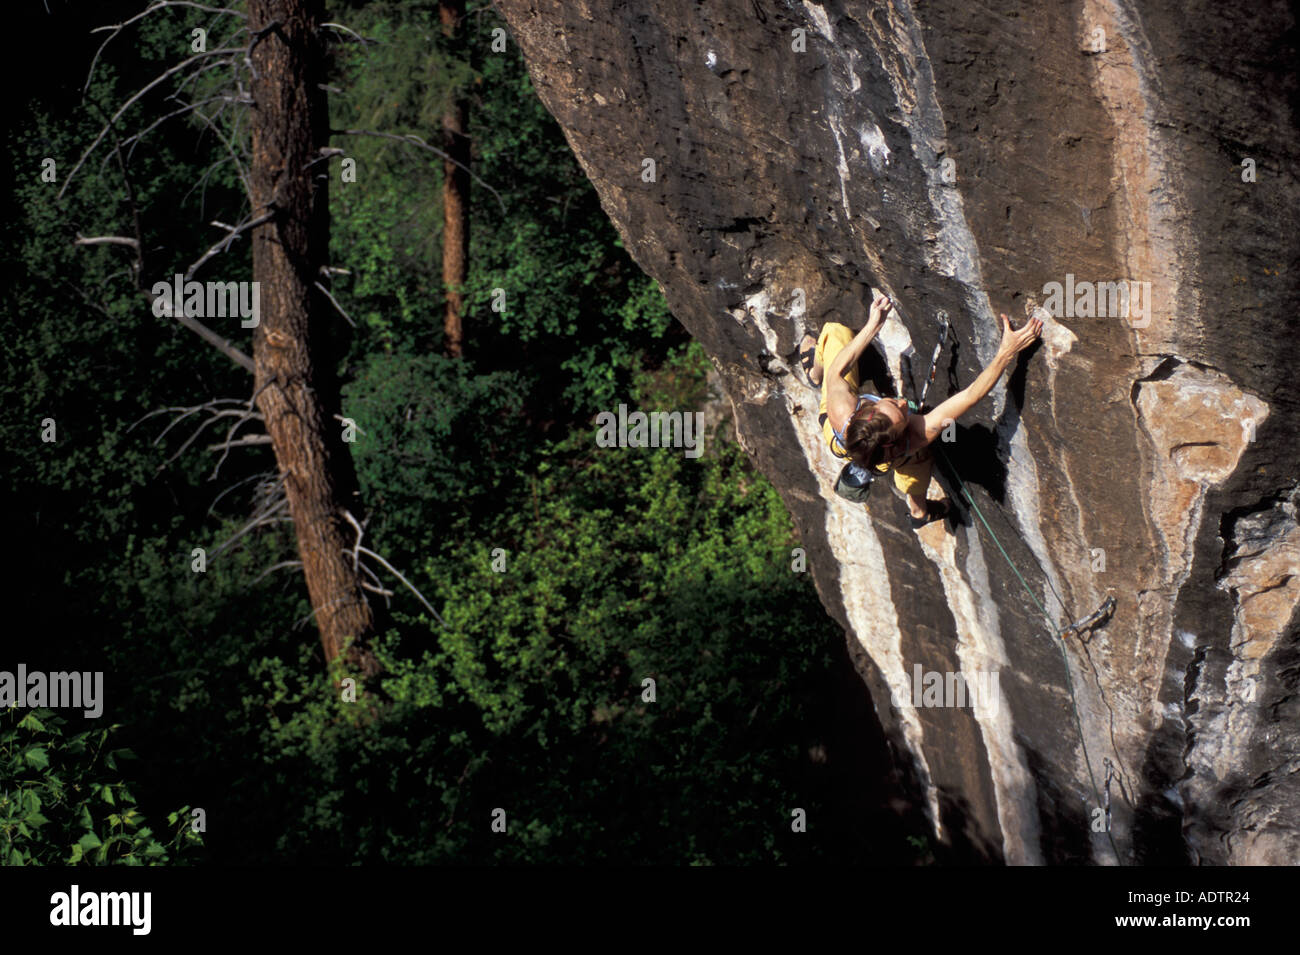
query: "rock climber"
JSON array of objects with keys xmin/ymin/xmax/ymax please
[{"xmin": 798, "ymin": 293, "xmax": 1043, "ymax": 529}]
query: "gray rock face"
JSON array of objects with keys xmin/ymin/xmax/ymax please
[{"xmin": 495, "ymin": 0, "xmax": 1300, "ymax": 864}]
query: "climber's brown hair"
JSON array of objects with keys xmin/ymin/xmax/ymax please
[{"xmin": 844, "ymin": 406, "xmax": 896, "ymax": 469}]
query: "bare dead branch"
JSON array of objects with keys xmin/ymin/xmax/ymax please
[
  {"xmin": 100, "ymin": 176, "xmax": 256, "ymax": 373},
  {"xmin": 341, "ymin": 509, "xmax": 365, "ymax": 571},
  {"xmin": 126, "ymin": 398, "xmax": 244, "ymax": 435},
  {"xmin": 168, "ymin": 306, "xmax": 256, "ymax": 372},
  {"xmin": 168, "ymin": 408, "xmax": 260, "ymax": 465},
  {"xmin": 206, "ymin": 469, "xmax": 276, "ymax": 518},
  {"xmin": 60, "ymin": 46, "xmax": 246, "ymax": 200},
  {"xmin": 74, "ymin": 42, "xmax": 255, "ymax": 380},
  {"xmin": 358, "ymin": 563, "xmax": 395, "ymax": 598},
  {"xmin": 204, "ymin": 433, "xmax": 270, "ymax": 452},
  {"xmin": 303, "ymin": 146, "xmax": 345, "ymax": 171},
  {"xmin": 205, "ymin": 434, "xmax": 271, "ymax": 450},
  {"xmin": 340, "ymin": 510, "xmax": 445, "ymax": 626},
  {"xmin": 319, "ymin": 22, "xmax": 373, "ymax": 45},
  {"xmin": 79, "ymin": 98, "xmax": 149, "ymax": 290},
  {"xmin": 250, "ymin": 559, "xmax": 303, "ymax": 586},
  {"xmin": 360, "ymin": 566, "xmax": 396, "ymax": 607},
  {"xmin": 84, "ymin": 2, "xmax": 245, "ymax": 96},
  {"xmin": 207, "ymin": 381, "xmax": 273, "ymax": 477},
  {"xmin": 339, "ymin": 510, "xmax": 442, "ymax": 625},
  {"xmin": 128, "ymin": 395, "xmax": 264, "ymax": 474},
  {"xmin": 360, "ymin": 583, "xmax": 395, "ymax": 611},
  {"xmin": 212, "ymin": 495, "xmax": 289, "ymax": 559},
  {"xmin": 332, "ymin": 128, "xmax": 506, "ymax": 214},
  {"xmin": 152, "ymin": 405, "xmax": 212, "ymax": 444},
  {"xmin": 76, "ymin": 111, "xmax": 256, "ymax": 376},
  {"xmin": 73, "ymin": 235, "xmax": 140, "ymax": 249},
  {"xmin": 184, "ymin": 210, "xmax": 275, "ymax": 281},
  {"xmin": 119, "ymin": 93, "xmax": 230, "ymax": 158},
  {"xmin": 196, "ymin": 382, "xmax": 270, "ymax": 478},
  {"xmin": 314, "ymin": 280, "xmax": 356, "ymax": 328},
  {"xmin": 357, "ymin": 543, "xmax": 446, "ymax": 627},
  {"xmin": 332, "ymin": 413, "xmax": 365, "ymax": 435}
]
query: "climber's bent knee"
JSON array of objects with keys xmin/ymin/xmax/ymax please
[
  {"xmin": 816, "ymin": 323, "xmax": 859, "ymax": 410},
  {"xmin": 816, "ymin": 322, "xmax": 855, "ymax": 364}
]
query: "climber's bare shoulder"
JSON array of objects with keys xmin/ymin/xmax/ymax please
[{"xmin": 907, "ymin": 410, "xmax": 936, "ymax": 450}]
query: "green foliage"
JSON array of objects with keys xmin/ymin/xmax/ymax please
[
  {"xmin": 0, "ymin": 708, "xmax": 201, "ymax": 866},
  {"xmin": 1, "ymin": 0, "xmax": 921, "ymax": 868},
  {"xmin": 466, "ymin": 32, "xmax": 682, "ymax": 413},
  {"xmin": 215, "ymin": 342, "xmax": 854, "ymax": 864},
  {"xmin": 335, "ymin": 6, "xmax": 476, "ymax": 134},
  {"xmin": 64, "ymin": 340, "xmax": 883, "ymax": 865},
  {"xmin": 343, "ymin": 347, "xmax": 529, "ymax": 551},
  {"xmin": 329, "ymin": 3, "xmax": 684, "ymax": 412}
]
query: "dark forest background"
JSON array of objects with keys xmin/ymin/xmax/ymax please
[{"xmin": 1, "ymin": 0, "xmax": 929, "ymax": 865}]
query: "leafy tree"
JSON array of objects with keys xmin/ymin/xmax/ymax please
[
  {"xmin": 0, "ymin": 0, "xmax": 922, "ymax": 867},
  {"xmin": 184, "ymin": 343, "xmax": 923, "ymax": 864}
]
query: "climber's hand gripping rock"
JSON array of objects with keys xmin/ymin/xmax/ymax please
[
  {"xmin": 997, "ymin": 311, "xmax": 1043, "ymax": 357},
  {"xmin": 919, "ymin": 313, "xmax": 1042, "ymax": 445}
]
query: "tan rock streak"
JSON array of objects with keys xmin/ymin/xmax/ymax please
[{"xmin": 496, "ymin": 0, "xmax": 1300, "ymax": 863}]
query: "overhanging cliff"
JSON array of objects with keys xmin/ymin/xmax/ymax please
[{"xmin": 494, "ymin": 0, "xmax": 1300, "ymax": 864}]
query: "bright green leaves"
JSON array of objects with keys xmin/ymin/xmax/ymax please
[
  {"xmin": 17, "ymin": 712, "xmax": 45, "ymax": 733},
  {"xmin": 21, "ymin": 746, "xmax": 49, "ymax": 771},
  {"xmin": 0, "ymin": 707, "xmax": 200, "ymax": 866}
]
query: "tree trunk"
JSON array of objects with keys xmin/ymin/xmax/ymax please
[
  {"xmin": 247, "ymin": 0, "xmax": 381, "ymax": 681},
  {"xmin": 440, "ymin": 0, "xmax": 471, "ymax": 357}
]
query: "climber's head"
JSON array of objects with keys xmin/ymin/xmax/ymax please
[{"xmin": 845, "ymin": 397, "xmax": 909, "ymax": 468}]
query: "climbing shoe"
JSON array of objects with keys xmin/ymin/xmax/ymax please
[
  {"xmin": 908, "ymin": 498, "xmax": 950, "ymax": 530},
  {"xmin": 796, "ymin": 333, "xmax": 821, "ymax": 389}
]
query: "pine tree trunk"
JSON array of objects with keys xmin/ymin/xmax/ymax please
[
  {"xmin": 440, "ymin": 0, "xmax": 471, "ymax": 357},
  {"xmin": 247, "ymin": 0, "xmax": 381, "ymax": 680}
]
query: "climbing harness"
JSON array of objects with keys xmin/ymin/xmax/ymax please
[
  {"xmin": 829, "ymin": 394, "xmax": 878, "ymax": 503},
  {"xmin": 917, "ymin": 314, "xmax": 1125, "ymax": 865},
  {"xmin": 830, "ymin": 394, "xmax": 921, "ymax": 504}
]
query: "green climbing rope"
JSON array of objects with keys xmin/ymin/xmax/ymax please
[{"xmin": 933, "ymin": 444, "xmax": 1124, "ymax": 866}]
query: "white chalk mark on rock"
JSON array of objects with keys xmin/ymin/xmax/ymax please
[
  {"xmin": 802, "ymin": 1, "xmax": 835, "ymax": 41},
  {"xmin": 859, "ymin": 122, "xmax": 892, "ymax": 173}
]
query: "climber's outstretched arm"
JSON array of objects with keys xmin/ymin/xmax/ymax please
[
  {"xmin": 920, "ymin": 313, "xmax": 1042, "ymax": 444},
  {"xmin": 826, "ymin": 294, "xmax": 892, "ymax": 386}
]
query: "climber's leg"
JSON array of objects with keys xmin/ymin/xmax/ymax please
[
  {"xmin": 907, "ymin": 498, "xmax": 951, "ymax": 529},
  {"xmin": 816, "ymin": 323, "xmax": 859, "ymax": 421},
  {"xmin": 893, "ymin": 450, "xmax": 947, "ymax": 526}
]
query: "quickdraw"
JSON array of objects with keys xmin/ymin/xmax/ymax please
[{"xmin": 1057, "ymin": 596, "xmax": 1117, "ymax": 641}]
